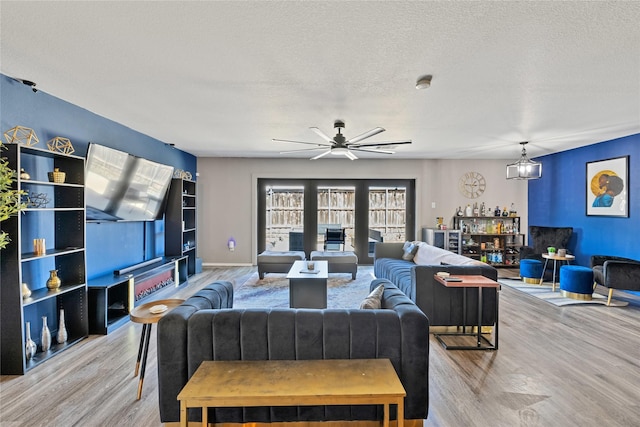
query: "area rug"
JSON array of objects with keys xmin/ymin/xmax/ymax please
[
  {"xmin": 233, "ymin": 266, "xmax": 376, "ymax": 309},
  {"xmin": 498, "ymin": 278, "xmax": 629, "ymax": 307}
]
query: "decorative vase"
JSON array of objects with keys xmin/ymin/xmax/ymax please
[
  {"xmin": 46, "ymin": 270, "xmax": 61, "ymax": 290},
  {"xmin": 22, "ymin": 282, "xmax": 32, "ymax": 299},
  {"xmin": 57, "ymin": 309, "xmax": 68, "ymax": 344},
  {"xmin": 25, "ymin": 322, "xmax": 37, "ymax": 360},
  {"xmin": 20, "ymin": 168, "xmax": 30, "ymax": 180},
  {"xmin": 40, "ymin": 316, "xmax": 51, "ymax": 352},
  {"xmin": 47, "ymin": 167, "xmax": 66, "ymax": 183}
]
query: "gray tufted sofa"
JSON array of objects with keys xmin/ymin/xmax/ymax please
[
  {"xmin": 157, "ymin": 279, "xmax": 429, "ymax": 424},
  {"xmin": 374, "ymin": 242, "xmax": 498, "ymax": 327}
]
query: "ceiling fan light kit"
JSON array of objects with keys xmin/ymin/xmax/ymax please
[
  {"xmin": 506, "ymin": 141, "xmax": 542, "ymax": 180},
  {"xmin": 273, "ymin": 120, "xmax": 412, "ymax": 161}
]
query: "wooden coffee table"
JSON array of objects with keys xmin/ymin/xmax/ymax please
[
  {"xmin": 177, "ymin": 359, "xmax": 406, "ymax": 427},
  {"xmin": 286, "ymin": 260, "xmax": 329, "ymax": 308},
  {"xmin": 433, "ymin": 274, "xmax": 500, "ymax": 350}
]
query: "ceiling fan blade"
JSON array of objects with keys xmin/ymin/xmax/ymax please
[
  {"xmin": 346, "ymin": 127, "xmax": 385, "ymax": 144},
  {"xmin": 310, "ymin": 150, "xmax": 332, "ymax": 160},
  {"xmin": 345, "ymin": 150, "xmax": 358, "ymax": 161},
  {"xmin": 273, "ymin": 138, "xmax": 333, "ymax": 147},
  {"xmin": 279, "ymin": 147, "xmax": 327, "ymax": 154},
  {"xmin": 348, "ymin": 140, "xmax": 412, "ymax": 148},
  {"xmin": 309, "ymin": 127, "xmax": 335, "ymax": 143},
  {"xmin": 350, "ymin": 147, "xmax": 395, "ymax": 155}
]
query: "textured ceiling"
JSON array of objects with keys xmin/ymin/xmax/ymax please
[{"xmin": 1, "ymin": 1, "xmax": 639, "ymax": 160}]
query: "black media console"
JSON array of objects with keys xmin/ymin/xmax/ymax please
[{"xmin": 87, "ymin": 256, "xmax": 188, "ymax": 334}]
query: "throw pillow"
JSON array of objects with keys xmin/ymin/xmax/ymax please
[
  {"xmin": 360, "ymin": 284, "xmax": 385, "ymax": 309},
  {"xmin": 402, "ymin": 241, "xmax": 419, "ymax": 261}
]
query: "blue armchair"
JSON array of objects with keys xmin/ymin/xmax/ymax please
[{"xmin": 590, "ymin": 255, "xmax": 640, "ymax": 305}]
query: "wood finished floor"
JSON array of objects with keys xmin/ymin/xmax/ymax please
[{"xmin": 1, "ymin": 266, "xmax": 639, "ymax": 427}]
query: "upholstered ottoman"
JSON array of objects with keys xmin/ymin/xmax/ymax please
[
  {"xmin": 559, "ymin": 265, "xmax": 594, "ymax": 300},
  {"xmin": 310, "ymin": 251, "xmax": 358, "ymax": 280},
  {"xmin": 520, "ymin": 259, "xmax": 543, "ymax": 284},
  {"xmin": 257, "ymin": 251, "xmax": 305, "ymax": 279}
]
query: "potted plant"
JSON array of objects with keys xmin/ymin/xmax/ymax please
[{"xmin": 0, "ymin": 142, "xmax": 26, "ymax": 249}]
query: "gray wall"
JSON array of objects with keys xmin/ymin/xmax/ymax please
[{"xmin": 196, "ymin": 157, "xmax": 529, "ymax": 265}]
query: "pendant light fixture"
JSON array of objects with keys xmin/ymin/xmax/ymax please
[{"xmin": 506, "ymin": 141, "xmax": 542, "ymax": 180}]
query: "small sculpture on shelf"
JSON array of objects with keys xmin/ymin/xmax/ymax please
[
  {"xmin": 24, "ymin": 191, "xmax": 50, "ymax": 208},
  {"xmin": 47, "ymin": 168, "xmax": 66, "ymax": 183},
  {"xmin": 22, "ymin": 283, "xmax": 31, "ymax": 299},
  {"xmin": 19, "ymin": 168, "xmax": 30, "ymax": 180},
  {"xmin": 3, "ymin": 125, "xmax": 39, "ymax": 146},
  {"xmin": 47, "ymin": 136, "xmax": 75, "ymax": 155},
  {"xmin": 173, "ymin": 169, "xmax": 193, "ymax": 180}
]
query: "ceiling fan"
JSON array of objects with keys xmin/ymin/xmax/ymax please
[{"xmin": 273, "ymin": 120, "xmax": 412, "ymax": 160}]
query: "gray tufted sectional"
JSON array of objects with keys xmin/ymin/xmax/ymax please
[
  {"xmin": 157, "ymin": 279, "xmax": 429, "ymax": 424},
  {"xmin": 374, "ymin": 241, "xmax": 498, "ymax": 327}
]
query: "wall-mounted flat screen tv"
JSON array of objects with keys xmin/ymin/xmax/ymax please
[{"xmin": 85, "ymin": 143, "xmax": 174, "ymax": 221}]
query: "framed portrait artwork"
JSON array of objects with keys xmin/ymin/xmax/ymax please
[{"xmin": 586, "ymin": 156, "xmax": 629, "ymax": 217}]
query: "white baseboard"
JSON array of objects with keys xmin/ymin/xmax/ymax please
[{"xmin": 203, "ymin": 262, "xmax": 254, "ymax": 267}]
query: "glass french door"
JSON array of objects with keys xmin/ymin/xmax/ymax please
[
  {"xmin": 258, "ymin": 179, "xmax": 415, "ymax": 263},
  {"xmin": 317, "ymin": 186, "xmax": 355, "ymax": 251},
  {"xmin": 368, "ymin": 186, "xmax": 407, "ymax": 256},
  {"xmin": 264, "ymin": 185, "xmax": 304, "ymax": 251}
]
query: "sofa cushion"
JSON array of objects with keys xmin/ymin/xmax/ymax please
[
  {"xmin": 413, "ymin": 242, "xmax": 483, "ymax": 266},
  {"xmin": 360, "ymin": 283, "xmax": 385, "ymax": 309},
  {"xmin": 402, "ymin": 241, "xmax": 420, "ymax": 261}
]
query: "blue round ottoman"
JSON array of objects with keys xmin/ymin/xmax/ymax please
[
  {"xmin": 559, "ymin": 265, "xmax": 594, "ymax": 300},
  {"xmin": 520, "ymin": 259, "xmax": 543, "ymax": 284}
]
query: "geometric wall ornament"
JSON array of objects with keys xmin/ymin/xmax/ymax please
[
  {"xmin": 3, "ymin": 126, "xmax": 39, "ymax": 147},
  {"xmin": 47, "ymin": 136, "xmax": 75, "ymax": 155},
  {"xmin": 173, "ymin": 169, "xmax": 193, "ymax": 180}
]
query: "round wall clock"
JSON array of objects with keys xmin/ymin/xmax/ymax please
[{"xmin": 459, "ymin": 171, "xmax": 486, "ymax": 199}]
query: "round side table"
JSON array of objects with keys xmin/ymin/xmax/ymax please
[
  {"xmin": 130, "ymin": 298, "xmax": 184, "ymax": 400},
  {"xmin": 540, "ymin": 253, "xmax": 575, "ymax": 291}
]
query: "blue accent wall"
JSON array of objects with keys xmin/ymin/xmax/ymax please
[
  {"xmin": 1, "ymin": 74, "xmax": 197, "ymax": 279},
  {"xmin": 528, "ymin": 134, "xmax": 639, "ymax": 266}
]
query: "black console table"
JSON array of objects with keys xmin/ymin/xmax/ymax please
[{"xmin": 87, "ymin": 256, "xmax": 188, "ymax": 334}]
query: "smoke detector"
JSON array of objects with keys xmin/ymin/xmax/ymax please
[{"xmin": 416, "ymin": 75, "xmax": 432, "ymax": 90}]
